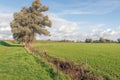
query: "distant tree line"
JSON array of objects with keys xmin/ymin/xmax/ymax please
[
  {"xmin": 85, "ymin": 37, "xmax": 120, "ymax": 43},
  {"xmin": 58, "ymin": 39, "xmax": 74, "ymax": 42},
  {"xmin": 35, "ymin": 38, "xmax": 120, "ymax": 43}
]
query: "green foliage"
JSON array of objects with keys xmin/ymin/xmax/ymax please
[
  {"xmin": 34, "ymin": 42, "xmax": 120, "ymax": 80},
  {"xmin": 0, "ymin": 41, "xmax": 70, "ymax": 80},
  {"xmin": 10, "ymin": 0, "xmax": 51, "ymax": 44}
]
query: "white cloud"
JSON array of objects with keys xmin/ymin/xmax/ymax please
[
  {"xmin": 0, "ymin": 13, "xmax": 81, "ymax": 41},
  {"xmin": 38, "ymin": 13, "xmax": 120, "ymax": 41},
  {"xmin": 61, "ymin": 10, "xmax": 93, "ymax": 15},
  {"xmin": 0, "ymin": 13, "xmax": 120, "ymax": 41},
  {"xmin": 87, "ymin": 26, "xmax": 120, "ymax": 40},
  {"xmin": 37, "ymin": 13, "xmax": 81, "ymax": 41},
  {"xmin": 0, "ymin": 13, "xmax": 13, "ymax": 40}
]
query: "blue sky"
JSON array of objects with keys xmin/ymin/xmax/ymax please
[{"xmin": 0, "ymin": 0, "xmax": 120, "ymax": 40}]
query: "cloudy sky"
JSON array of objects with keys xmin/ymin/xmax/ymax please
[{"xmin": 0, "ymin": 0, "xmax": 120, "ymax": 41}]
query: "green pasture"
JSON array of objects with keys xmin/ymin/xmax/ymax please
[
  {"xmin": 0, "ymin": 41, "xmax": 70, "ymax": 80},
  {"xmin": 34, "ymin": 42, "xmax": 120, "ymax": 80}
]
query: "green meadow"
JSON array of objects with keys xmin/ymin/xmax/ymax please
[
  {"xmin": 34, "ymin": 42, "xmax": 120, "ymax": 80},
  {"xmin": 0, "ymin": 41, "xmax": 120, "ymax": 80},
  {"xmin": 0, "ymin": 41, "xmax": 70, "ymax": 80}
]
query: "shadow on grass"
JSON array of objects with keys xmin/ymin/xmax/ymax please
[{"xmin": 0, "ymin": 41, "xmax": 23, "ymax": 47}]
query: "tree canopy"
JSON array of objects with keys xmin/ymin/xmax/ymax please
[{"xmin": 10, "ymin": 0, "xmax": 51, "ymax": 46}]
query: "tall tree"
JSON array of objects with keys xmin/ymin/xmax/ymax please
[{"xmin": 10, "ymin": 0, "xmax": 51, "ymax": 48}]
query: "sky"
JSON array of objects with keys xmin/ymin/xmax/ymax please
[{"xmin": 0, "ymin": 0, "xmax": 120, "ymax": 41}]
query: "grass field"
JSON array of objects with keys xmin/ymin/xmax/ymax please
[
  {"xmin": 0, "ymin": 41, "xmax": 70, "ymax": 80},
  {"xmin": 34, "ymin": 42, "xmax": 120, "ymax": 80}
]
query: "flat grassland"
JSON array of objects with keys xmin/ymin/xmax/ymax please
[
  {"xmin": 34, "ymin": 42, "xmax": 120, "ymax": 80},
  {"xmin": 0, "ymin": 41, "xmax": 70, "ymax": 80}
]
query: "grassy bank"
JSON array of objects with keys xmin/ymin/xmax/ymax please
[{"xmin": 0, "ymin": 41, "xmax": 70, "ymax": 80}]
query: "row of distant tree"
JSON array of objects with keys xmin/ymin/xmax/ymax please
[
  {"xmin": 85, "ymin": 37, "xmax": 120, "ymax": 43},
  {"xmin": 34, "ymin": 37, "xmax": 120, "ymax": 43},
  {"xmin": 46, "ymin": 37, "xmax": 120, "ymax": 43}
]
